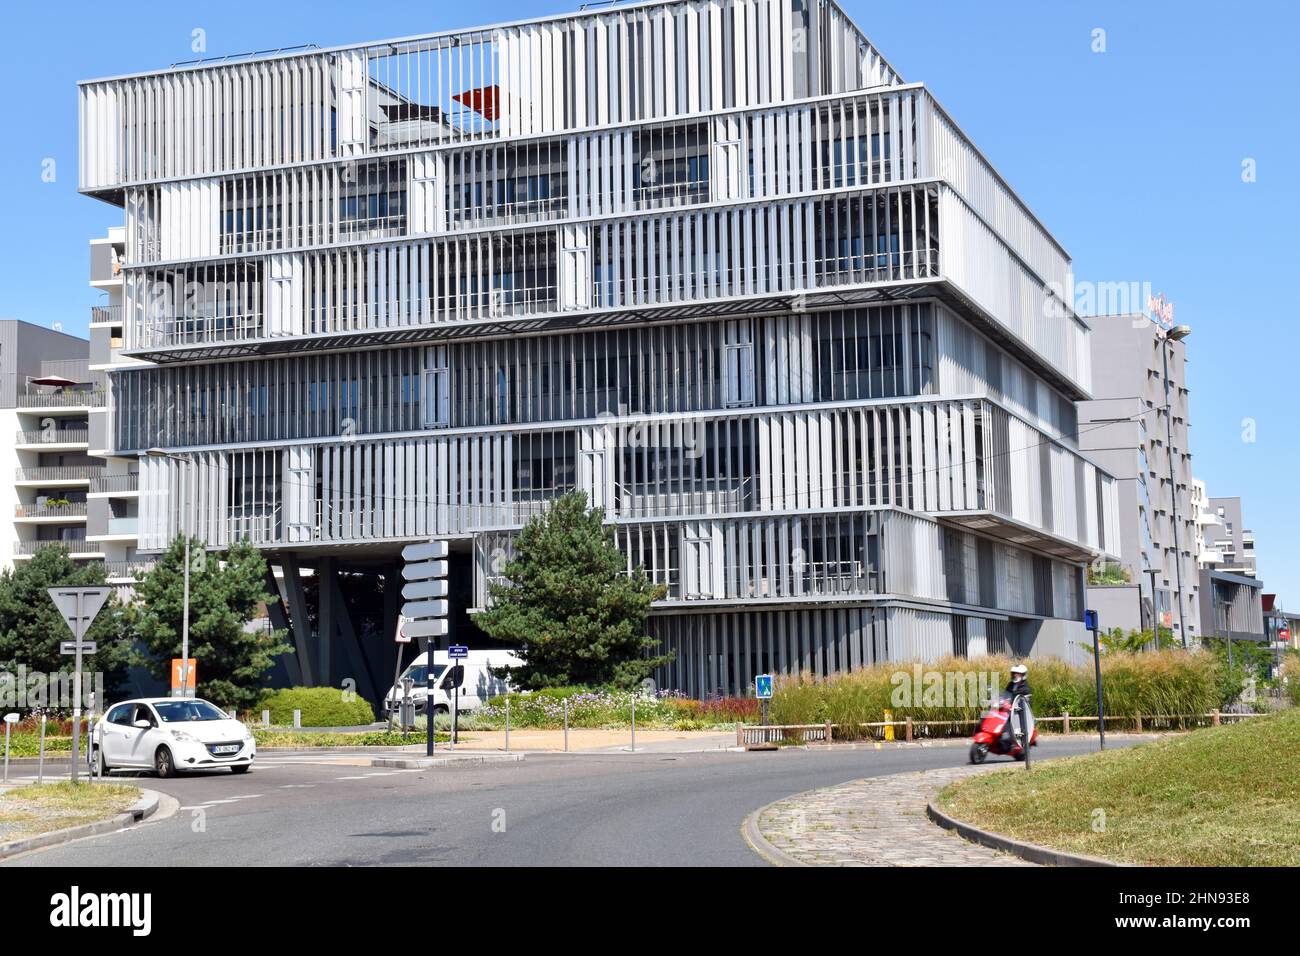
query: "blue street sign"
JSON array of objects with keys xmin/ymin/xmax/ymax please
[
  {"xmin": 755, "ymin": 674, "xmax": 773, "ymax": 699},
  {"xmin": 449, "ymin": 644, "xmax": 469, "ymax": 659},
  {"xmin": 1084, "ymin": 609, "xmax": 1099, "ymax": 631}
]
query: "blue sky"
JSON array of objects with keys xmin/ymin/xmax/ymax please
[{"xmin": 1, "ymin": 0, "xmax": 1296, "ymax": 600}]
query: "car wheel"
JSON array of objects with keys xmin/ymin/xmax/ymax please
[
  {"xmin": 230, "ymin": 765, "xmax": 250, "ymax": 774},
  {"xmin": 154, "ymin": 746, "xmax": 176, "ymax": 778}
]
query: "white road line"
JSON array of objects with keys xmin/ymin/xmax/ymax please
[
  {"xmin": 334, "ymin": 775, "xmax": 371, "ymax": 780},
  {"xmin": 277, "ymin": 784, "xmax": 316, "ymax": 789}
]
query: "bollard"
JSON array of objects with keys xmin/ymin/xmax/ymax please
[
  {"xmin": 262, "ymin": 709, "xmax": 270, "ymax": 726},
  {"xmin": 825, "ymin": 721, "xmax": 833, "ymax": 745},
  {"xmin": 38, "ymin": 715, "xmax": 47, "ymax": 784},
  {"xmin": 293, "ymin": 709, "xmax": 302, "ymax": 729},
  {"xmin": 905, "ymin": 716, "xmax": 913, "ymax": 743},
  {"xmin": 563, "ymin": 698, "xmax": 569, "ymax": 753},
  {"xmin": 504, "ymin": 697, "xmax": 510, "ymax": 753},
  {"xmin": 736, "ymin": 722, "xmax": 743, "ymax": 748},
  {"xmin": 883, "ymin": 708, "xmax": 895, "ymax": 742},
  {"xmin": 1212, "ymin": 709, "xmax": 1220, "ymax": 727},
  {"xmin": 630, "ymin": 696, "xmax": 636, "ymax": 752},
  {"xmin": 1134, "ymin": 712, "xmax": 1143, "ymax": 733},
  {"xmin": 1062, "ymin": 712, "xmax": 1070, "ymax": 734}
]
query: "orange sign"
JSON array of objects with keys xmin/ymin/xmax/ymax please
[{"xmin": 170, "ymin": 658, "xmax": 197, "ymax": 696}]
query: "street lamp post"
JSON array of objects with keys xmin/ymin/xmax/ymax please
[
  {"xmin": 147, "ymin": 448, "xmax": 192, "ymax": 697},
  {"xmin": 1157, "ymin": 325, "xmax": 1191, "ymax": 649}
]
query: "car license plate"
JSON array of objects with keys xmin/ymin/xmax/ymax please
[{"xmin": 214, "ymin": 744, "xmax": 239, "ymax": 754}]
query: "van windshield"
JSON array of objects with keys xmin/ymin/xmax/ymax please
[{"xmin": 401, "ymin": 663, "xmax": 446, "ymax": 686}]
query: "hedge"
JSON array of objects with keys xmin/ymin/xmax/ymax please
[{"xmin": 252, "ymin": 687, "xmax": 376, "ymax": 727}]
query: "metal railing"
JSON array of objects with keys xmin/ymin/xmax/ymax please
[
  {"xmin": 14, "ymin": 466, "xmax": 102, "ymax": 482},
  {"xmin": 16, "ymin": 428, "xmax": 89, "ymax": 444},
  {"xmin": 103, "ymin": 560, "xmax": 155, "ymax": 579},
  {"xmin": 13, "ymin": 539, "xmax": 97, "ymax": 556},
  {"xmin": 16, "ymin": 390, "xmax": 105, "ymax": 408},
  {"xmin": 90, "ymin": 473, "xmax": 140, "ymax": 494},
  {"xmin": 14, "ymin": 501, "xmax": 88, "ymax": 519},
  {"xmin": 734, "ymin": 710, "xmax": 1268, "ymax": 747},
  {"xmin": 90, "ymin": 304, "xmax": 122, "ymax": 324}
]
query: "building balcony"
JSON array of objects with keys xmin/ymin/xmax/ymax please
[
  {"xmin": 16, "ymin": 390, "xmax": 105, "ymax": 409},
  {"xmin": 14, "ymin": 501, "xmax": 89, "ymax": 520},
  {"xmin": 13, "ymin": 465, "xmax": 101, "ymax": 485},
  {"xmin": 15, "ymin": 428, "xmax": 89, "ymax": 448},
  {"xmin": 13, "ymin": 539, "xmax": 104, "ymax": 559},
  {"xmin": 103, "ymin": 560, "xmax": 155, "ymax": 581},
  {"xmin": 91, "ymin": 304, "xmax": 123, "ymax": 325},
  {"xmin": 89, "ymin": 473, "xmax": 140, "ymax": 495}
]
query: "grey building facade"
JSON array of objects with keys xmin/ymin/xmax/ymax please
[
  {"xmin": 78, "ymin": 0, "xmax": 1121, "ymax": 698},
  {"xmin": 1077, "ymin": 313, "xmax": 1199, "ymax": 642}
]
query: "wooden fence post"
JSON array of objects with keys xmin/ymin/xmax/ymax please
[
  {"xmin": 1063, "ymin": 712, "xmax": 1070, "ymax": 734},
  {"xmin": 1212, "ymin": 709, "xmax": 1220, "ymax": 727},
  {"xmin": 735, "ymin": 722, "xmax": 743, "ymax": 747},
  {"xmin": 905, "ymin": 716, "xmax": 913, "ymax": 743},
  {"xmin": 824, "ymin": 722, "xmax": 833, "ymax": 745},
  {"xmin": 1134, "ymin": 713, "xmax": 1143, "ymax": 733}
]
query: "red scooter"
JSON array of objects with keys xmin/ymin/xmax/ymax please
[{"xmin": 969, "ymin": 693, "xmax": 1037, "ymax": 763}]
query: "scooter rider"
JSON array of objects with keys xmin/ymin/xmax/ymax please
[{"xmin": 1000, "ymin": 664, "xmax": 1032, "ymax": 752}]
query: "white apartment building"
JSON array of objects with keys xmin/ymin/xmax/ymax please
[
  {"xmin": 0, "ymin": 321, "xmax": 103, "ymax": 571},
  {"xmin": 78, "ymin": 0, "xmax": 1119, "ymax": 698}
]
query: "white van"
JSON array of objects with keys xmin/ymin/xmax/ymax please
[{"xmin": 381, "ymin": 648, "xmax": 521, "ymax": 718}]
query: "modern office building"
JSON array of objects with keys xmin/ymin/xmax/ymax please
[
  {"xmin": 1196, "ymin": 494, "xmax": 1265, "ymax": 643},
  {"xmin": 1077, "ymin": 313, "xmax": 1199, "ymax": 642},
  {"xmin": 0, "ymin": 321, "xmax": 103, "ymax": 571},
  {"xmin": 78, "ymin": 0, "xmax": 1119, "ymax": 698}
]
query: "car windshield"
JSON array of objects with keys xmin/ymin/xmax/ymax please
[
  {"xmin": 402, "ymin": 663, "xmax": 446, "ymax": 686},
  {"xmin": 153, "ymin": 700, "xmax": 228, "ymax": 722}
]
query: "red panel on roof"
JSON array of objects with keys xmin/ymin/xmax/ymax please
[{"xmin": 453, "ymin": 85, "xmax": 502, "ymax": 121}]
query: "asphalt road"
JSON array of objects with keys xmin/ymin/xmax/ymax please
[{"xmin": 5, "ymin": 736, "xmax": 1136, "ymax": 867}]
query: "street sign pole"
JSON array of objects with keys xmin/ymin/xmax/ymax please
[
  {"xmin": 48, "ymin": 586, "xmax": 111, "ymax": 785},
  {"xmin": 1086, "ymin": 609, "xmax": 1106, "ymax": 750},
  {"xmin": 401, "ymin": 539, "xmax": 450, "ymax": 758}
]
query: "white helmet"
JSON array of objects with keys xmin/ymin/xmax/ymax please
[{"xmin": 1010, "ymin": 664, "xmax": 1028, "ymax": 676}]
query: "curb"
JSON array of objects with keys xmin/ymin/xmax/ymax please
[
  {"xmin": 0, "ymin": 788, "xmax": 161, "ymax": 862},
  {"xmin": 741, "ymin": 802, "xmax": 809, "ymax": 867},
  {"xmin": 370, "ymin": 753, "xmax": 525, "ymax": 769},
  {"xmin": 925, "ymin": 801, "xmax": 1121, "ymax": 867}
]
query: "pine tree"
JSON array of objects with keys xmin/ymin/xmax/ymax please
[
  {"xmin": 476, "ymin": 492, "xmax": 670, "ymax": 689},
  {"xmin": 127, "ymin": 537, "xmax": 292, "ymax": 710}
]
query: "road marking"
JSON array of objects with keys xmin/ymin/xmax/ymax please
[
  {"xmin": 334, "ymin": 775, "xmax": 371, "ymax": 780},
  {"xmin": 277, "ymin": 784, "xmax": 316, "ymax": 789}
]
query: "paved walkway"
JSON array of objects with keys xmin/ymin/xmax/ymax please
[{"xmin": 751, "ymin": 765, "xmax": 1032, "ymax": 866}]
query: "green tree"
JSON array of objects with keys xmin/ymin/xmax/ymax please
[
  {"xmin": 0, "ymin": 547, "xmax": 132, "ymax": 708},
  {"xmin": 127, "ymin": 537, "xmax": 291, "ymax": 710},
  {"xmin": 475, "ymin": 492, "xmax": 670, "ymax": 689}
]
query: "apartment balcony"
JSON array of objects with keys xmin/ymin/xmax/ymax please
[
  {"xmin": 89, "ymin": 473, "xmax": 140, "ymax": 495},
  {"xmin": 13, "ymin": 465, "xmax": 101, "ymax": 486},
  {"xmin": 614, "ymin": 478, "xmax": 753, "ymax": 519},
  {"xmin": 15, "ymin": 428, "xmax": 89, "ymax": 448},
  {"xmin": 14, "ymin": 501, "xmax": 89, "ymax": 521},
  {"xmin": 16, "ymin": 390, "xmax": 105, "ymax": 409},
  {"xmin": 104, "ymin": 560, "xmax": 156, "ymax": 581},
  {"xmin": 13, "ymin": 539, "xmax": 104, "ymax": 559}
]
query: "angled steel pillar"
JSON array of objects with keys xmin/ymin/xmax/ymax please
[
  {"xmin": 279, "ymin": 555, "xmax": 316, "ymax": 686},
  {"xmin": 262, "ymin": 567, "xmax": 303, "ymax": 686}
]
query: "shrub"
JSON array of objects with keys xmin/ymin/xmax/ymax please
[
  {"xmin": 768, "ymin": 651, "xmax": 1225, "ymax": 737},
  {"xmin": 252, "ymin": 686, "xmax": 376, "ymax": 727}
]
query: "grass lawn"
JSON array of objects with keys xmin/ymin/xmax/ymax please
[
  {"xmin": 0, "ymin": 782, "xmax": 141, "ymax": 844},
  {"xmin": 937, "ymin": 709, "xmax": 1300, "ymax": 866}
]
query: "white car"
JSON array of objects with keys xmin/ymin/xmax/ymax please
[{"xmin": 89, "ymin": 697, "xmax": 256, "ymax": 778}]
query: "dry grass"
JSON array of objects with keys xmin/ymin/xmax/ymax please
[{"xmin": 0, "ymin": 782, "xmax": 141, "ymax": 843}]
